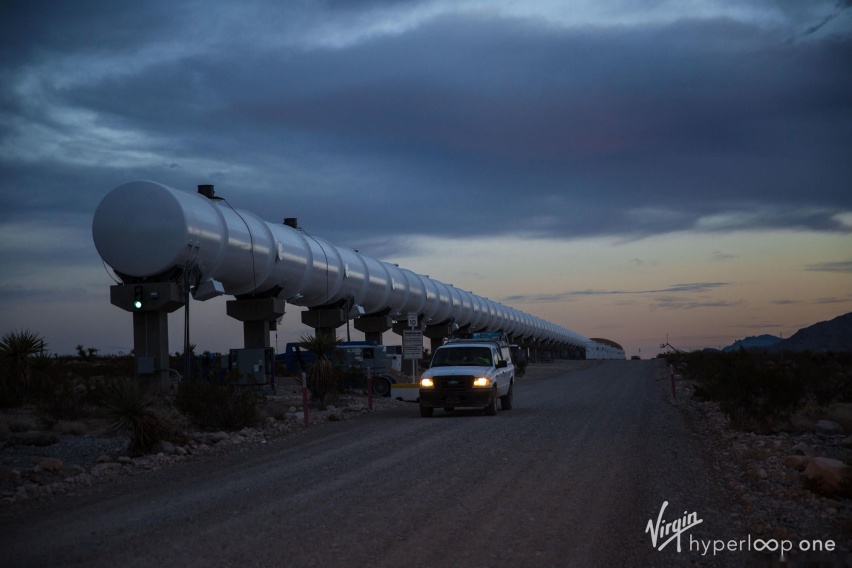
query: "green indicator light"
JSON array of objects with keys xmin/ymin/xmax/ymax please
[{"xmin": 133, "ymin": 285, "xmax": 144, "ymax": 310}]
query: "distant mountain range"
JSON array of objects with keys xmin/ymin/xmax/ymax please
[
  {"xmin": 722, "ymin": 334, "xmax": 781, "ymax": 352},
  {"xmin": 721, "ymin": 312, "xmax": 852, "ymax": 353}
]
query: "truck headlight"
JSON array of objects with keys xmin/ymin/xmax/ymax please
[
  {"xmin": 473, "ymin": 377, "xmax": 490, "ymax": 387},
  {"xmin": 420, "ymin": 378, "xmax": 434, "ymax": 388}
]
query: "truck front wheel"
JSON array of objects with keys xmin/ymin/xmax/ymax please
[
  {"xmin": 484, "ymin": 393, "xmax": 498, "ymax": 416},
  {"xmin": 500, "ymin": 384, "xmax": 513, "ymax": 410}
]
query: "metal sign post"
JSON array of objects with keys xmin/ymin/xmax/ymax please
[{"xmin": 403, "ymin": 313, "xmax": 422, "ymax": 382}]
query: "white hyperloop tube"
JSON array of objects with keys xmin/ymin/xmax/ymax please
[{"xmin": 92, "ymin": 181, "xmax": 590, "ymax": 348}]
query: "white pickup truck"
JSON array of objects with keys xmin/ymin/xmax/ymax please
[{"xmin": 418, "ymin": 333, "xmax": 515, "ymax": 417}]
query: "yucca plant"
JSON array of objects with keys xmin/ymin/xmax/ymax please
[
  {"xmin": 0, "ymin": 329, "xmax": 47, "ymax": 404},
  {"xmin": 0, "ymin": 329, "xmax": 47, "ymax": 384},
  {"xmin": 102, "ymin": 378, "xmax": 169, "ymax": 455},
  {"xmin": 299, "ymin": 332, "xmax": 341, "ymax": 406}
]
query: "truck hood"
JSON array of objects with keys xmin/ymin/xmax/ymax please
[{"xmin": 421, "ymin": 365, "xmax": 493, "ymax": 379}]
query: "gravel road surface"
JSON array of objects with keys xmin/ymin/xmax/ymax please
[{"xmin": 1, "ymin": 360, "xmax": 755, "ymax": 567}]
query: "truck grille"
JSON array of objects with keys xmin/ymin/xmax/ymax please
[{"xmin": 435, "ymin": 375, "xmax": 475, "ymax": 392}]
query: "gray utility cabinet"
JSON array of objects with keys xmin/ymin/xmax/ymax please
[{"xmin": 229, "ymin": 347, "xmax": 274, "ymax": 385}]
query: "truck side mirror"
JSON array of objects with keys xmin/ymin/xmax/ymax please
[{"xmin": 496, "ymin": 360, "xmax": 507, "ymax": 368}]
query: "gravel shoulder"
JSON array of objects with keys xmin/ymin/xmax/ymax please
[{"xmin": 668, "ymin": 367, "xmax": 852, "ymax": 558}]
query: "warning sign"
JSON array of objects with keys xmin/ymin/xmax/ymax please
[{"xmin": 403, "ymin": 330, "xmax": 423, "ymax": 359}]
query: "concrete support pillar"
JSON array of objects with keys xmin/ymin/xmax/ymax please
[
  {"xmin": 132, "ymin": 310, "xmax": 170, "ymax": 388},
  {"xmin": 226, "ymin": 297, "xmax": 286, "ymax": 349},
  {"xmin": 424, "ymin": 322, "xmax": 454, "ymax": 354},
  {"xmin": 514, "ymin": 338, "xmax": 530, "ymax": 362},
  {"xmin": 110, "ymin": 282, "xmax": 185, "ymax": 389},
  {"xmin": 301, "ymin": 307, "xmax": 347, "ymax": 340},
  {"xmin": 530, "ymin": 342, "xmax": 541, "ymax": 363},
  {"xmin": 354, "ymin": 315, "xmax": 393, "ymax": 345}
]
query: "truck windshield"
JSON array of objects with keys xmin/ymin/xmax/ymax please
[{"xmin": 431, "ymin": 346, "xmax": 493, "ymax": 367}]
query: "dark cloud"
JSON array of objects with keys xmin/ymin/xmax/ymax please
[
  {"xmin": 731, "ymin": 322, "xmax": 785, "ymax": 329},
  {"xmin": 2, "ymin": 5, "xmax": 849, "ymax": 246},
  {"xmin": 799, "ymin": 0, "xmax": 852, "ymax": 36},
  {"xmin": 650, "ymin": 297, "xmax": 746, "ymax": 310},
  {"xmin": 804, "ymin": 260, "xmax": 852, "ymax": 272},
  {"xmin": 502, "ymin": 292, "xmax": 578, "ymax": 304},
  {"xmin": 502, "ymin": 282, "xmax": 731, "ymax": 303},
  {"xmin": 711, "ymin": 251, "xmax": 736, "ymax": 261},
  {"xmin": 815, "ymin": 296, "xmax": 852, "ymax": 304},
  {"xmin": 0, "ymin": 284, "xmax": 95, "ymax": 304},
  {"xmin": 0, "ymin": 1, "xmax": 180, "ymax": 66},
  {"xmin": 322, "ymin": 0, "xmax": 424, "ymax": 9}
]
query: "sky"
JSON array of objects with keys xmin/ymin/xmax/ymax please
[{"xmin": 1, "ymin": 0, "xmax": 850, "ymax": 358}]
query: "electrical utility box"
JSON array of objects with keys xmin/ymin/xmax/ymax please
[{"xmin": 229, "ymin": 347, "xmax": 274, "ymax": 385}]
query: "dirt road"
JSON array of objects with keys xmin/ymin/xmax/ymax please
[{"xmin": 1, "ymin": 360, "xmax": 752, "ymax": 567}]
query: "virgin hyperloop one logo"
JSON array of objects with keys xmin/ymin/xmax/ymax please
[
  {"xmin": 645, "ymin": 501, "xmax": 838, "ymax": 560},
  {"xmin": 645, "ymin": 501, "xmax": 703, "ymax": 552}
]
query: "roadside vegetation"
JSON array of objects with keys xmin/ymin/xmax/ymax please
[
  {"xmin": 298, "ymin": 332, "xmax": 341, "ymax": 408},
  {"xmin": 0, "ymin": 329, "xmax": 376, "ymax": 455},
  {"xmin": 103, "ymin": 377, "xmax": 188, "ymax": 455},
  {"xmin": 666, "ymin": 349, "xmax": 852, "ymax": 432},
  {"xmin": 0, "ymin": 328, "xmax": 344, "ymax": 455}
]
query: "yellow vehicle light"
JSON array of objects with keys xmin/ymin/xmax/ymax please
[
  {"xmin": 420, "ymin": 378, "xmax": 434, "ymax": 388},
  {"xmin": 473, "ymin": 377, "xmax": 490, "ymax": 387}
]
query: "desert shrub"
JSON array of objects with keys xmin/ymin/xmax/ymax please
[
  {"xmin": 0, "ymin": 329, "xmax": 46, "ymax": 378},
  {"xmin": 298, "ymin": 333, "xmax": 341, "ymax": 407},
  {"xmin": 0, "ymin": 329, "xmax": 48, "ymax": 406},
  {"xmin": 75, "ymin": 344, "xmax": 100, "ymax": 362},
  {"xmin": 51, "ymin": 355, "xmax": 135, "ymax": 381},
  {"xmin": 102, "ymin": 377, "xmax": 178, "ymax": 455},
  {"xmin": 79, "ymin": 375, "xmax": 119, "ymax": 409},
  {"xmin": 672, "ymin": 350, "xmax": 852, "ymax": 430},
  {"xmin": 672, "ymin": 350, "xmax": 805, "ymax": 429},
  {"xmin": 174, "ymin": 379, "xmax": 260, "ymax": 431},
  {"xmin": 27, "ymin": 351, "xmax": 55, "ymax": 395},
  {"xmin": 0, "ymin": 376, "xmax": 24, "ymax": 408},
  {"xmin": 42, "ymin": 378, "xmax": 88, "ymax": 421},
  {"xmin": 799, "ymin": 353, "xmax": 852, "ymax": 405},
  {"xmin": 719, "ymin": 358, "xmax": 804, "ymax": 428}
]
